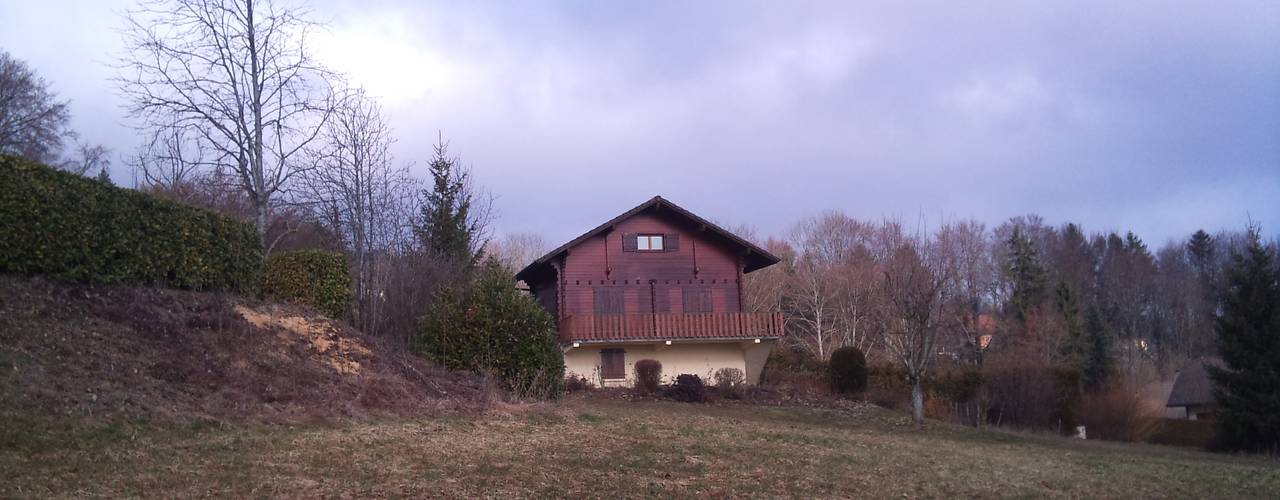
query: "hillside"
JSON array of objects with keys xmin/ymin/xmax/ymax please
[{"xmin": 0, "ymin": 276, "xmax": 492, "ymax": 424}]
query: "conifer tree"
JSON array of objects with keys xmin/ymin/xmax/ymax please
[
  {"xmin": 1003, "ymin": 227, "xmax": 1047, "ymax": 323},
  {"xmin": 416, "ymin": 137, "xmax": 484, "ymax": 267},
  {"xmin": 1080, "ymin": 304, "xmax": 1114, "ymax": 391},
  {"xmin": 1208, "ymin": 226, "xmax": 1280, "ymax": 453}
]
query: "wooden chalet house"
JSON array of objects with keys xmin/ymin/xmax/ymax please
[{"xmin": 516, "ymin": 196, "xmax": 783, "ymax": 387}]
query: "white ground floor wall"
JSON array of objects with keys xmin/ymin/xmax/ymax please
[{"xmin": 564, "ymin": 339, "xmax": 777, "ymax": 387}]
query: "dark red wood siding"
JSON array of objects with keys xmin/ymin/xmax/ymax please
[{"xmin": 560, "ymin": 211, "xmax": 743, "ymax": 319}]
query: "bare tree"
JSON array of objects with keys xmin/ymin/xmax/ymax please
[
  {"xmin": 874, "ymin": 222, "xmax": 959, "ymax": 427},
  {"xmin": 302, "ymin": 89, "xmax": 417, "ymax": 335},
  {"xmin": 60, "ymin": 141, "xmax": 113, "ymax": 177},
  {"xmin": 487, "ymin": 232, "xmax": 550, "ymax": 272},
  {"xmin": 935, "ymin": 219, "xmax": 996, "ymax": 364},
  {"xmin": 116, "ymin": 0, "xmax": 339, "ymax": 248},
  {"xmin": 130, "ymin": 122, "xmax": 209, "ymax": 198},
  {"xmin": 784, "ymin": 212, "xmax": 882, "ymax": 359},
  {"xmin": 0, "ymin": 50, "xmax": 74, "ymax": 164}
]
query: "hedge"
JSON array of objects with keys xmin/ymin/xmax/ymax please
[
  {"xmin": 258, "ymin": 250, "xmax": 352, "ymax": 319},
  {"xmin": 0, "ymin": 155, "xmax": 261, "ymax": 290}
]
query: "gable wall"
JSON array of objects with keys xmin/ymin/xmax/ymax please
[{"xmin": 560, "ymin": 211, "xmax": 742, "ymax": 318}]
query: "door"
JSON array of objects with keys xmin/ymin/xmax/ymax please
[{"xmin": 600, "ymin": 349, "xmax": 625, "ymax": 380}]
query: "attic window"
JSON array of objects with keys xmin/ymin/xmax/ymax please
[{"xmin": 636, "ymin": 234, "xmax": 664, "ymax": 251}]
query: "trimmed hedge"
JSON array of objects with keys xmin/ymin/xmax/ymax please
[
  {"xmin": 258, "ymin": 250, "xmax": 352, "ymax": 319},
  {"xmin": 0, "ymin": 155, "xmax": 260, "ymax": 290},
  {"xmin": 830, "ymin": 346, "xmax": 868, "ymax": 394},
  {"xmin": 634, "ymin": 359, "xmax": 662, "ymax": 395}
]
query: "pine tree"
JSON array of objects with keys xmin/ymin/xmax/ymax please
[
  {"xmin": 1208, "ymin": 226, "xmax": 1280, "ymax": 453},
  {"xmin": 1058, "ymin": 278, "xmax": 1112, "ymax": 391},
  {"xmin": 1187, "ymin": 229, "xmax": 1216, "ymax": 278},
  {"xmin": 1004, "ymin": 227, "xmax": 1047, "ymax": 323},
  {"xmin": 1080, "ymin": 303, "xmax": 1114, "ymax": 391},
  {"xmin": 416, "ymin": 137, "xmax": 482, "ymax": 266}
]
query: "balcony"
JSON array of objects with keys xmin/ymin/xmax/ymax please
[{"xmin": 559, "ymin": 312, "xmax": 784, "ymax": 343}]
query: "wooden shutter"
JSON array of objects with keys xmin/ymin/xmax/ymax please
[
  {"xmin": 622, "ymin": 233, "xmax": 638, "ymax": 252},
  {"xmin": 664, "ymin": 233, "xmax": 680, "ymax": 252},
  {"xmin": 683, "ymin": 288, "xmax": 712, "ymax": 313},
  {"xmin": 601, "ymin": 349, "xmax": 625, "ymax": 379},
  {"xmin": 594, "ymin": 287, "xmax": 624, "ymax": 315},
  {"xmin": 654, "ymin": 286, "xmax": 671, "ymax": 313}
]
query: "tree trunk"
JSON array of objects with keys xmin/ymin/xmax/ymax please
[{"xmin": 911, "ymin": 378, "xmax": 925, "ymax": 427}]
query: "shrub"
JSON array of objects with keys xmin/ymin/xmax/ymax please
[
  {"xmin": 982, "ymin": 353, "xmax": 1082, "ymax": 433},
  {"xmin": 926, "ymin": 366, "xmax": 984, "ymax": 425},
  {"xmin": 666, "ymin": 374, "xmax": 707, "ymax": 403},
  {"xmin": 0, "ymin": 155, "xmax": 260, "ymax": 290},
  {"xmin": 415, "ymin": 259, "xmax": 565, "ymax": 398},
  {"xmin": 829, "ymin": 346, "xmax": 868, "ymax": 394},
  {"xmin": 930, "ymin": 367, "xmax": 983, "ymax": 403},
  {"xmin": 1147, "ymin": 418, "xmax": 1216, "ymax": 448},
  {"xmin": 714, "ymin": 367, "xmax": 746, "ymax": 399},
  {"xmin": 760, "ymin": 345, "xmax": 828, "ymax": 392},
  {"xmin": 1077, "ymin": 383, "xmax": 1162, "ymax": 442},
  {"xmin": 258, "ymin": 250, "xmax": 352, "ymax": 319},
  {"xmin": 564, "ymin": 374, "xmax": 594, "ymax": 393},
  {"xmin": 633, "ymin": 359, "xmax": 662, "ymax": 395}
]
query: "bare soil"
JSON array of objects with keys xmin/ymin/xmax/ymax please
[{"xmin": 0, "ymin": 276, "xmax": 494, "ymax": 425}]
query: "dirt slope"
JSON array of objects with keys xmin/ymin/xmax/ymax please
[{"xmin": 0, "ymin": 276, "xmax": 493, "ymax": 423}]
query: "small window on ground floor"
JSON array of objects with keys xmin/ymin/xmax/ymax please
[{"xmin": 601, "ymin": 349, "xmax": 625, "ymax": 380}]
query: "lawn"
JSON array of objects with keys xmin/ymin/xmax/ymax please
[{"xmin": 3, "ymin": 397, "xmax": 1277, "ymax": 498}]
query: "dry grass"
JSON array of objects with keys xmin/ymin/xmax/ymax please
[{"xmin": 3, "ymin": 397, "xmax": 1277, "ymax": 498}]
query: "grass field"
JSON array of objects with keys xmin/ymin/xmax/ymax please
[{"xmin": 3, "ymin": 397, "xmax": 1277, "ymax": 498}]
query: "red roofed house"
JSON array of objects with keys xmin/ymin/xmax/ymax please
[{"xmin": 516, "ymin": 196, "xmax": 783, "ymax": 387}]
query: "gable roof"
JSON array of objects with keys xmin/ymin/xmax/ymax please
[
  {"xmin": 1166, "ymin": 358, "xmax": 1222, "ymax": 407},
  {"xmin": 515, "ymin": 196, "xmax": 780, "ymax": 283}
]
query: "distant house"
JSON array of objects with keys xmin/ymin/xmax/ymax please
[
  {"xmin": 1166, "ymin": 358, "xmax": 1222, "ymax": 421},
  {"xmin": 516, "ymin": 196, "xmax": 783, "ymax": 387}
]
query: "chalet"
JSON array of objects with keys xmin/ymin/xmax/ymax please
[
  {"xmin": 1166, "ymin": 358, "xmax": 1222, "ymax": 421},
  {"xmin": 516, "ymin": 196, "xmax": 783, "ymax": 387}
]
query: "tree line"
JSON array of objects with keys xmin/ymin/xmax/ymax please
[{"xmin": 739, "ymin": 212, "xmax": 1276, "ymax": 431}]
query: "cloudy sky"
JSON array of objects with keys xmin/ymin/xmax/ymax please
[{"xmin": 2, "ymin": 0, "xmax": 1277, "ymax": 245}]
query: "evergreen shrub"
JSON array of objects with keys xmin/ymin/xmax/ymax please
[
  {"xmin": 0, "ymin": 155, "xmax": 260, "ymax": 290},
  {"xmin": 259, "ymin": 250, "xmax": 352, "ymax": 319}
]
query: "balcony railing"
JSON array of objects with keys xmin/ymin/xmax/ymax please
[{"xmin": 559, "ymin": 312, "xmax": 784, "ymax": 342}]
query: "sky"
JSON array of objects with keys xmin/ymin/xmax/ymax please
[{"xmin": 2, "ymin": 0, "xmax": 1277, "ymax": 247}]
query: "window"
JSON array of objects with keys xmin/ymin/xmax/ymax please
[
  {"xmin": 636, "ymin": 234, "xmax": 664, "ymax": 251},
  {"xmin": 682, "ymin": 289, "xmax": 713, "ymax": 313},
  {"xmin": 622, "ymin": 232, "xmax": 678, "ymax": 252},
  {"xmin": 601, "ymin": 349, "xmax": 626, "ymax": 380}
]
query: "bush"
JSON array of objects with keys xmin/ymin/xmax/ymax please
[
  {"xmin": 931, "ymin": 367, "xmax": 983, "ymax": 403},
  {"xmin": 760, "ymin": 345, "xmax": 828, "ymax": 392},
  {"xmin": 1077, "ymin": 383, "xmax": 1162, "ymax": 442},
  {"xmin": 564, "ymin": 374, "xmax": 594, "ymax": 393},
  {"xmin": 982, "ymin": 353, "xmax": 1082, "ymax": 433},
  {"xmin": 633, "ymin": 359, "xmax": 662, "ymax": 395},
  {"xmin": 415, "ymin": 259, "xmax": 565, "ymax": 398},
  {"xmin": 0, "ymin": 155, "xmax": 260, "ymax": 290},
  {"xmin": 829, "ymin": 346, "xmax": 868, "ymax": 394},
  {"xmin": 258, "ymin": 250, "xmax": 352, "ymax": 319},
  {"xmin": 665, "ymin": 374, "xmax": 707, "ymax": 403},
  {"xmin": 1147, "ymin": 418, "xmax": 1216, "ymax": 448},
  {"xmin": 714, "ymin": 367, "xmax": 746, "ymax": 399}
]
